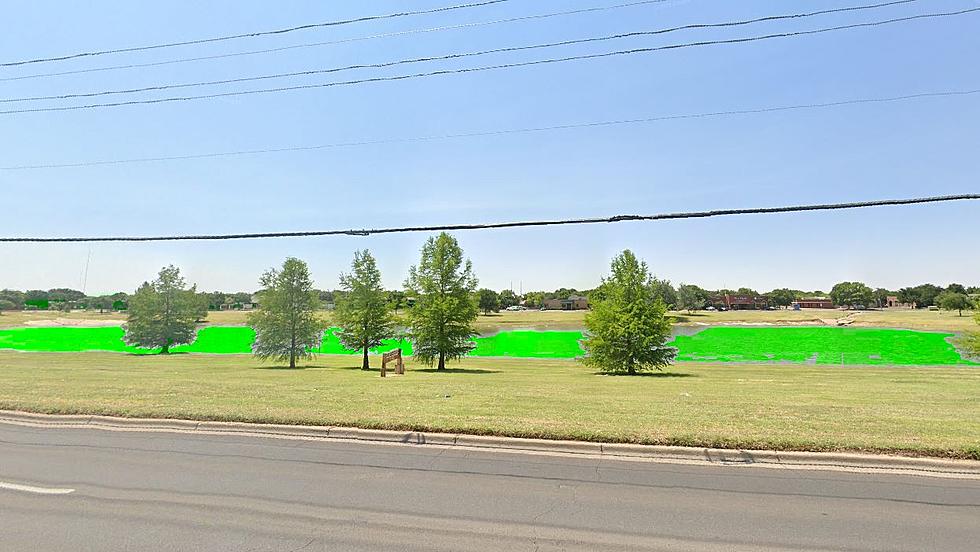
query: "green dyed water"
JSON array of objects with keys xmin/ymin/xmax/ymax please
[
  {"xmin": 0, "ymin": 325, "xmax": 973, "ymax": 365},
  {"xmin": 670, "ymin": 326, "xmax": 974, "ymax": 366}
]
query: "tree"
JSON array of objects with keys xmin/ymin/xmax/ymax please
[
  {"xmin": 124, "ymin": 265, "xmax": 203, "ymax": 354},
  {"xmin": 523, "ymin": 291, "xmax": 545, "ymax": 309},
  {"xmin": 898, "ymin": 284, "xmax": 943, "ymax": 308},
  {"xmin": 872, "ymin": 288, "xmax": 892, "ymax": 308},
  {"xmin": 829, "ymin": 282, "xmax": 874, "ymax": 309},
  {"xmin": 0, "ymin": 299, "xmax": 16, "ymax": 313},
  {"xmin": 386, "ymin": 290, "xmax": 406, "ymax": 311},
  {"xmin": 946, "ymin": 283, "xmax": 967, "ymax": 295},
  {"xmin": 334, "ymin": 250, "xmax": 395, "ymax": 370},
  {"xmin": 478, "ymin": 288, "xmax": 500, "ymax": 315},
  {"xmin": 765, "ymin": 288, "xmax": 797, "ymax": 309},
  {"xmin": 248, "ymin": 258, "xmax": 327, "ymax": 369},
  {"xmin": 581, "ymin": 250, "xmax": 675, "ymax": 375},
  {"xmin": 649, "ymin": 278, "xmax": 677, "ymax": 309},
  {"xmin": 677, "ymin": 284, "xmax": 708, "ymax": 312},
  {"xmin": 498, "ymin": 289, "xmax": 518, "ymax": 309},
  {"xmin": 404, "ymin": 233, "xmax": 479, "ymax": 371},
  {"xmin": 936, "ymin": 291, "xmax": 973, "ymax": 316}
]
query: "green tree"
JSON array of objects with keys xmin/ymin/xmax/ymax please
[
  {"xmin": 946, "ymin": 283, "xmax": 967, "ymax": 295},
  {"xmin": 478, "ymin": 288, "xmax": 500, "ymax": 315},
  {"xmin": 830, "ymin": 282, "xmax": 874, "ymax": 309},
  {"xmin": 898, "ymin": 284, "xmax": 943, "ymax": 308},
  {"xmin": 405, "ymin": 233, "xmax": 479, "ymax": 371},
  {"xmin": 677, "ymin": 284, "xmax": 708, "ymax": 312},
  {"xmin": 498, "ymin": 289, "xmax": 518, "ymax": 309},
  {"xmin": 248, "ymin": 258, "xmax": 327, "ymax": 369},
  {"xmin": 334, "ymin": 250, "xmax": 395, "ymax": 370},
  {"xmin": 0, "ymin": 298, "xmax": 16, "ymax": 313},
  {"xmin": 581, "ymin": 250, "xmax": 675, "ymax": 375},
  {"xmin": 124, "ymin": 265, "xmax": 202, "ymax": 354},
  {"xmin": 649, "ymin": 278, "xmax": 677, "ymax": 309},
  {"xmin": 936, "ymin": 291, "xmax": 973, "ymax": 316},
  {"xmin": 523, "ymin": 291, "xmax": 545, "ymax": 309},
  {"xmin": 765, "ymin": 288, "xmax": 797, "ymax": 309}
]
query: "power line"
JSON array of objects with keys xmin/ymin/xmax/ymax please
[
  {"xmin": 0, "ymin": 0, "xmax": 673, "ymax": 83},
  {"xmin": 0, "ymin": 0, "xmax": 920, "ymax": 105},
  {"xmin": 3, "ymin": 7, "xmax": 975, "ymax": 117},
  {"xmin": 2, "ymin": 195, "xmax": 976, "ymax": 243},
  {"xmin": 0, "ymin": 0, "xmax": 511, "ymax": 68},
  {"xmin": 3, "ymin": 88, "xmax": 976, "ymax": 171}
]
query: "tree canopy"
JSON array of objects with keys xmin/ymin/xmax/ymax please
[
  {"xmin": 936, "ymin": 291, "xmax": 974, "ymax": 316},
  {"xmin": 677, "ymin": 284, "xmax": 708, "ymax": 312},
  {"xmin": 248, "ymin": 258, "xmax": 326, "ymax": 369},
  {"xmin": 405, "ymin": 233, "xmax": 479, "ymax": 370},
  {"xmin": 334, "ymin": 250, "xmax": 395, "ymax": 370},
  {"xmin": 478, "ymin": 288, "xmax": 500, "ymax": 315},
  {"xmin": 124, "ymin": 265, "xmax": 202, "ymax": 354},
  {"xmin": 581, "ymin": 250, "xmax": 675, "ymax": 375},
  {"xmin": 830, "ymin": 282, "xmax": 874, "ymax": 308}
]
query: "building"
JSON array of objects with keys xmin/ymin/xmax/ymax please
[
  {"xmin": 712, "ymin": 294, "xmax": 768, "ymax": 310},
  {"xmin": 885, "ymin": 295, "xmax": 912, "ymax": 308},
  {"xmin": 542, "ymin": 295, "xmax": 589, "ymax": 310},
  {"xmin": 792, "ymin": 297, "xmax": 834, "ymax": 309}
]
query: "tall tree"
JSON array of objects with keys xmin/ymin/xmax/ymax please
[
  {"xmin": 478, "ymin": 288, "xmax": 500, "ymax": 315},
  {"xmin": 581, "ymin": 250, "xmax": 675, "ymax": 375},
  {"xmin": 498, "ymin": 289, "xmax": 518, "ymax": 308},
  {"xmin": 765, "ymin": 288, "xmax": 798, "ymax": 308},
  {"xmin": 830, "ymin": 282, "xmax": 874, "ymax": 308},
  {"xmin": 124, "ymin": 265, "xmax": 203, "ymax": 354},
  {"xmin": 936, "ymin": 291, "xmax": 973, "ymax": 316},
  {"xmin": 334, "ymin": 250, "xmax": 395, "ymax": 370},
  {"xmin": 676, "ymin": 284, "xmax": 708, "ymax": 312},
  {"xmin": 248, "ymin": 258, "xmax": 326, "ymax": 369},
  {"xmin": 649, "ymin": 278, "xmax": 677, "ymax": 309},
  {"xmin": 405, "ymin": 233, "xmax": 479, "ymax": 371}
]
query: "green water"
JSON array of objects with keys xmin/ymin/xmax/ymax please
[
  {"xmin": 0, "ymin": 325, "xmax": 973, "ymax": 365},
  {"xmin": 669, "ymin": 326, "xmax": 974, "ymax": 366}
]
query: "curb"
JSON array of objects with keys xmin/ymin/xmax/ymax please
[{"xmin": 2, "ymin": 410, "xmax": 978, "ymax": 478}]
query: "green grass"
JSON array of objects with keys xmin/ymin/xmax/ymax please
[
  {"xmin": 671, "ymin": 327, "xmax": 974, "ymax": 365},
  {"xmin": 1, "ymin": 351, "xmax": 977, "ymax": 459}
]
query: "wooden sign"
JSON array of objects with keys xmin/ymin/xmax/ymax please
[{"xmin": 381, "ymin": 349, "xmax": 404, "ymax": 377}]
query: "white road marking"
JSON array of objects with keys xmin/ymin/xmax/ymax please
[{"xmin": 0, "ymin": 481, "xmax": 75, "ymax": 495}]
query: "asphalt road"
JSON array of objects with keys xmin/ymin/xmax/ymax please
[{"xmin": 1, "ymin": 423, "xmax": 978, "ymax": 551}]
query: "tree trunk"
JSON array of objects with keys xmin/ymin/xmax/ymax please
[
  {"xmin": 290, "ymin": 334, "xmax": 296, "ymax": 369},
  {"xmin": 438, "ymin": 351, "xmax": 446, "ymax": 371},
  {"xmin": 161, "ymin": 341, "xmax": 170, "ymax": 355},
  {"xmin": 362, "ymin": 346, "xmax": 370, "ymax": 370}
]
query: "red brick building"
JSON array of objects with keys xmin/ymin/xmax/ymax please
[
  {"xmin": 712, "ymin": 294, "xmax": 768, "ymax": 310},
  {"xmin": 792, "ymin": 298, "xmax": 834, "ymax": 309}
]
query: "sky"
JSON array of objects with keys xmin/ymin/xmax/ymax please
[{"xmin": 1, "ymin": 0, "xmax": 978, "ymax": 295}]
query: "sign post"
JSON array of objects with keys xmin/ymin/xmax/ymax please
[{"xmin": 381, "ymin": 349, "xmax": 404, "ymax": 377}]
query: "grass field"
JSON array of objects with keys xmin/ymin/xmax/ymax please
[
  {"xmin": 3, "ymin": 307, "xmax": 975, "ymax": 332},
  {"xmin": 1, "ymin": 351, "xmax": 976, "ymax": 459}
]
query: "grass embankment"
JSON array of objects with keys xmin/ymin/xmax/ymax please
[{"xmin": 1, "ymin": 351, "xmax": 977, "ymax": 459}]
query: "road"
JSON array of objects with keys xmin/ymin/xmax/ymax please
[{"xmin": 1, "ymin": 423, "xmax": 978, "ymax": 551}]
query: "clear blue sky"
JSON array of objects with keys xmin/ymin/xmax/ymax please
[{"xmin": 1, "ymin": 0, "xmax": 977, "ymax": 294}]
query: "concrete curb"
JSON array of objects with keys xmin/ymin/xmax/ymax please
[{"xmin": 2, "ymin": 410, "xmax": 978, "ymax": 478}]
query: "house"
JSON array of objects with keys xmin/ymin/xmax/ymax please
[
  {"xmin": 792, "ymin": 297, "xmax": 834, "ymax": 309},
  {"xmin": 885, "ymin": 295, "xmax": 912, "ymax": 308},
  {"xmin": 712, "ymin": 294, "xmax": 768, "ymax": 310},
  {"xmin": 541, "ymin": 295, "xmax": 589, "ymax": 310}
]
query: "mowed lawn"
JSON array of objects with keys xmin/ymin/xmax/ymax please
[{"xmin": 1, "ymin": 352, "xmax": 977, "ymax": 459}]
